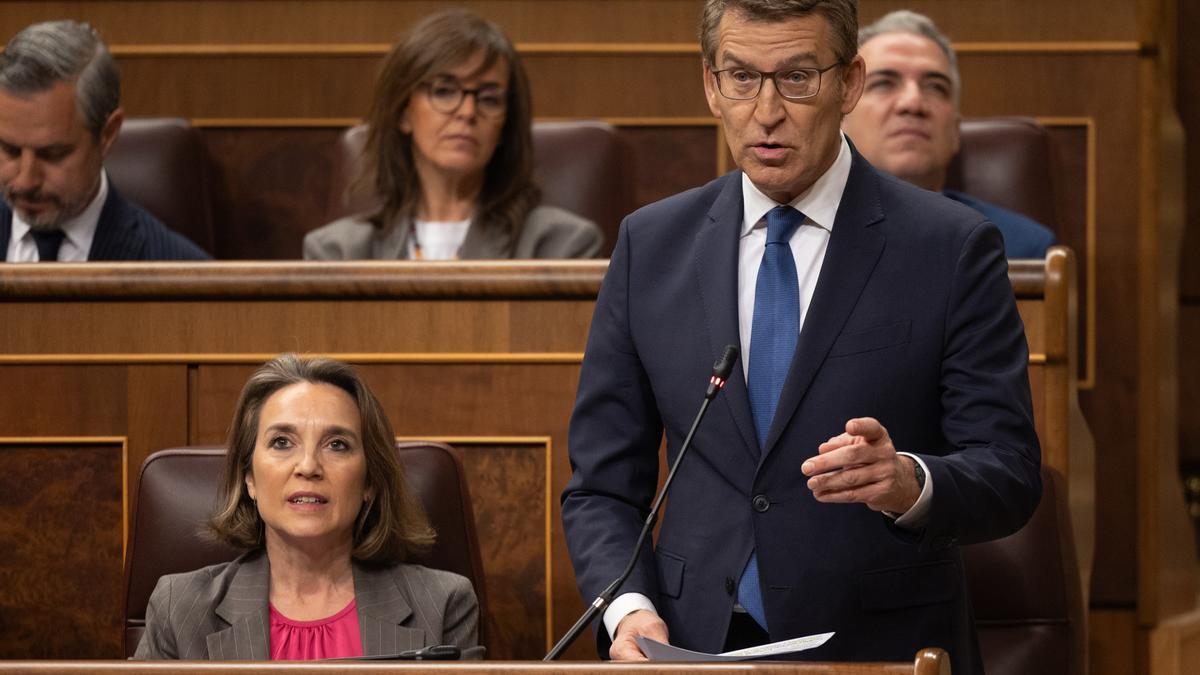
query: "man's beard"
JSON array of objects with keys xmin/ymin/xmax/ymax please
[{"xmin": 2, "ymin": 187, "xmax": 87, "ymax": 231}]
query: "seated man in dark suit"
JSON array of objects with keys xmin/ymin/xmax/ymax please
[
  {"xmin": 0, "ymin": 20, "xmax": 209, "ymax": 261},
  {"xmin": 841, "ymin": 10, "xmax": 1056, "ymax": 258}
]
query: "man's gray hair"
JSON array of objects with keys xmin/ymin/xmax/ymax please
[
  {"xmin": 0, "ymin": 20, "xmax": 120, "ymax": 136},
  {"xmin": 858, "ymin": 10, "xmax": 959, "ymax": 94},
  {"xmin": 701, "ymin": 1, "xmax": 859, "ymax": 68}
]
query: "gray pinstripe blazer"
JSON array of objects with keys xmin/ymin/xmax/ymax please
[
  {"xmin": 303, "ymin": 205, "xmax": 603, "ymax": 260},
  {"xmin": 132, "ymin": 550, "xmax": 479, "ymax": 660}
]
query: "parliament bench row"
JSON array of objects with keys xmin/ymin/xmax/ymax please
[
  {"xmin": 0, "ymin": 253, "xmax": 1090, "ymax": 670},
  {"xmin": 108, "ymin": 117, "xmax": 1063, "ymax": 260}
]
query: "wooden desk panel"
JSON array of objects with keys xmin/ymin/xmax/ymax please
[
  {"xmin": 0, "ymin": 656, "xmax": 949, "ymax": 675},
  {"xmin": 0, "ymin": 259, "xmax": 1081, "ymax": 665}
]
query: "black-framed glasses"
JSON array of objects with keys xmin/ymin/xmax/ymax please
[
  {"xmin": 711, "ymin": 63, "xmax": 842, "ymax": 101},
  {"xmin": 422, "ymin": 77, "xmax": 507, "ymax": 119}
]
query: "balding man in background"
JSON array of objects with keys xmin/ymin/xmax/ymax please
[
  {"xmin": 0, "ymin": 20, "xmax": 208, "ymax": 262},
  {"xmin": 842, "ymin": 10, "xmax": 1056, "ymax": 258}
]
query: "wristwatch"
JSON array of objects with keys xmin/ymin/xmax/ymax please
[{"xmin": 912, "ymin": 459, "xmax": 927, "ymax": 490}]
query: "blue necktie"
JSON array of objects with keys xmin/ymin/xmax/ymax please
[{"xmin": 738, "ymin": 205, "xmax": 804, "ymax": 632}]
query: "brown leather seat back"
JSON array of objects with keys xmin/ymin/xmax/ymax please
[
  {"xmin": 105, "ymin": 117, "xmax": 215, "ymax": 254},
  {"xmin": 945, "ymin": 117, "xmax": 1058, "ymax": 229},
  {"xmin": 325, "ymin": 121, "xmax": 630, "ymax": 256},
  {"xmin": 962, "ymin": 466, "xmax": 1085, "ymax": 675},
  {"xmin": 122, "ymin": 442, "xmax": 487, "ymax": 657}
]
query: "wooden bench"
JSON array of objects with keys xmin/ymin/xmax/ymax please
[{"xmin": 0, "ymin": 255, "xmax": 1090, "ymax": 666}]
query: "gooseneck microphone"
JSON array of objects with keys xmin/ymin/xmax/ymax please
[{"xmin": 545, "ymin": 345, "xmax": 739, "ymax": 660}]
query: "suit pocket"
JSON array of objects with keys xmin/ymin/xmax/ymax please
[
  {"xmin": 828, "ymin": 320, "xmax": 912, "ymax": 358},
  {"xmin": 858, "ymin": 560, "xmax": 958, "ymax": 612},
  {"xmin": 655, "ymin": 548, "xmax": 686, "ymax": 599}
]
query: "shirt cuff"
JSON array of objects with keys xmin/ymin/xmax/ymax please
[
  {"xmin": 603, "ymin": 593, "xmax": 657, "ymax": 641},
  {"xmin": 890, "ymin": 452, "xmax": 933, "ymax": 528}
]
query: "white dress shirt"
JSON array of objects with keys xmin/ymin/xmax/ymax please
[
  {"xmin": 603, "ymin": 135, "xmax": 932, "ymax": 641},
  {"xmin": 6, "ymin": 171, "xmax": 108, "ymax": 262}
]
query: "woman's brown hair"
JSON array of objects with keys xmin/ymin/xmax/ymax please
[
  {"xmin": 360, "ymin": 8, "xmax": 539, "ymax": 246},
  {"xmin": 209, "ymin": 354, "xmax": 434, "ymax": 564}
]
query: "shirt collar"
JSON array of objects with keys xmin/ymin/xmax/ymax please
[
  {"xmin": 740, "ymin": 133, "xmax": 852, "ymax": 237},
  {"xmin": 11, "ymin": 170, "xmax": 108, "ymax": 254}
]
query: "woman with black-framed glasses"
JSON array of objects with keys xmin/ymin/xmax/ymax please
[{"xmin": 305, "ymin": 9, "xmax": 602, "ymax": 261}]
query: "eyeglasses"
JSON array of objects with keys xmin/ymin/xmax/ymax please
[
  {"xmin": 422, "ymin": 78, "xmax": 507, "ymax": 119},
  {"xmin": 711, "ymin": 63, "xmax": 842, "ymax": 101}
]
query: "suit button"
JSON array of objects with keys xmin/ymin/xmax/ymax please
[
  {"xmin": 725, "ymin": 577, "xmax": 736, "ymax": 595},
  {"xmin": 752, "ymin": 494, "xmax": 770, "ymax": 512}
]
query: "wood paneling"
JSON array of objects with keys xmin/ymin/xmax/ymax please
[
  {"xmin": 114, "ymin": 52, "xmax": 712, "ymax": 120},
  {"xmin": 1150, "ymin": 608, "xmax": 1200, "ymax": 674},
  {"xmin": 1091, "ymin": 608, "xmax": 1139, "ymax": 675},
  {"xmin": 0, "ymin": 660, "xmax": 948, "ymax": 674},
  {"xmin": 0, "ymin": 0, "xmax": 1143, "ymax": 43},
  {"xmin": 0, "ymin": 441, "xmax": 125, "ymax": 658},
  {"xmin": 0, "ymin": 259, "xmax": 1083, "ymax": 663}
]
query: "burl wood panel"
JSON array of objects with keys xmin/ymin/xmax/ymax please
[
  {"xmin": 456, "ymin": 442, "xmax": 548, "ymax": 660},
  {"xmin": 201, "ymin": 128, "xmax": 344, "ymax": 260},
  {"xmin": 193, "ymin": 364, "xmax": 571, "ymax": 660},
  {"xmin": 0, "ymin": 443, "xmax": 124, "ymax": 658}
]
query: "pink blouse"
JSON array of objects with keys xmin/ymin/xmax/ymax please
[{"xmin": 269, "ymin": 599, "xmax": 364, "ymax": 660}]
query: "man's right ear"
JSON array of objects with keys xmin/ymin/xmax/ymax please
[{"xmin": 702, "ymin": 63, "xmax": 723, "ymax": 119}]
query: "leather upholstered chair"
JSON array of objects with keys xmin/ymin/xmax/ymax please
[
  {"xmin": 105, "ymin": 117, "xmax": 216, "ymax": 255},
  {"xmin": 945, "ymin": 116, "xmax": 1059, "ymax": 230},
  {"xmin": 962, "ymin": 466, "xmax": 1086, "ymax": 675},
  {"xmin": 325, "ymin": 120, "xmax": 631, "ymax": 256},
  {"xmin": 122, "ymin": 442, "xmax": 488, "ymax": 657}
]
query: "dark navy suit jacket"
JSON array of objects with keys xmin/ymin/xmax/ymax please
[
  {"xmin": 1, "ymin": 187, "xmax": 210, "ymax": 261},
  {"xmin": 944, "ymin": 190, "xmax": 1057, "ymax": 259},
  {"xmin": 562, "ymin": 149, "xmax": 1041, "ymax": 674}
]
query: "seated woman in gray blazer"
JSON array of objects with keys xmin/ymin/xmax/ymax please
[
  {"xmin": 305, "ymin": 9, "xmax": 602, "ymax": 261},
  {"xmin": 134, "ymin": 354, "xmax": 479, "ymax": 660}
]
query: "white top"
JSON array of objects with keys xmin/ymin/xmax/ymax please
[
  {"xmin": 6, "ymin": 171, "xmax": 108, "ymax": 262},
  {"xmin": 407, "ymin": 217, "xmax": 472, "ymax": 260},
  {"xmin": 603, "ymin": 134, "xmax": 932, "ymax": 640}
]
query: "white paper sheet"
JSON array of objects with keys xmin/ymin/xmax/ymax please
[{"xmin": 635, "ymin": 631, "xmax": 835, "ymax": 661}]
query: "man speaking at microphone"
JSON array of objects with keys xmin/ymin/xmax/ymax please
[{"xmin": 560, "ymin": 1, "xmax": 1041, "ymax": 673}]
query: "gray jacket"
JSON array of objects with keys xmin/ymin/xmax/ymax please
[
  {"xmin": 303, "ymin": 204, "xmax": 603, "ymax": 260},
  {"xmin": 133, "ymin": 551, "xmax": 479, "ymax": 660}
]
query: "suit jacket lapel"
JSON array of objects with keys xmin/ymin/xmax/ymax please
[
  {"xmin": 377, "ymin": 216, "xmax": 413, "ymax": 259},
  {"xmin": 208, "ymin": 552, "xmax": 271, "ymax": 660},
  {"xmin": 762, "ymin": 151, "xmax": 887, "ymax": 457},
  {"xmin": 88, "ymin": 188, "xmax": 144, "ymax": 260},
  {"xmin": 353, "ymin": 562, "xmax": 425, "ymax": 656},
  {"xmin": 0, "ymin": 205, "xmax": 11, "ymax": 256},
  {"xmin": 694, "ymin": 172, "xmax": 760, "ymax": 462},
  {"xmin": 458, "ymin": 213, "xmax": 513, "ymax": 259}
]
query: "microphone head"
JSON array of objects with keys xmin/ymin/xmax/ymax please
[{"xmin": 711, "ymin": 345, "xmax": 739, "ymax": 379}]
